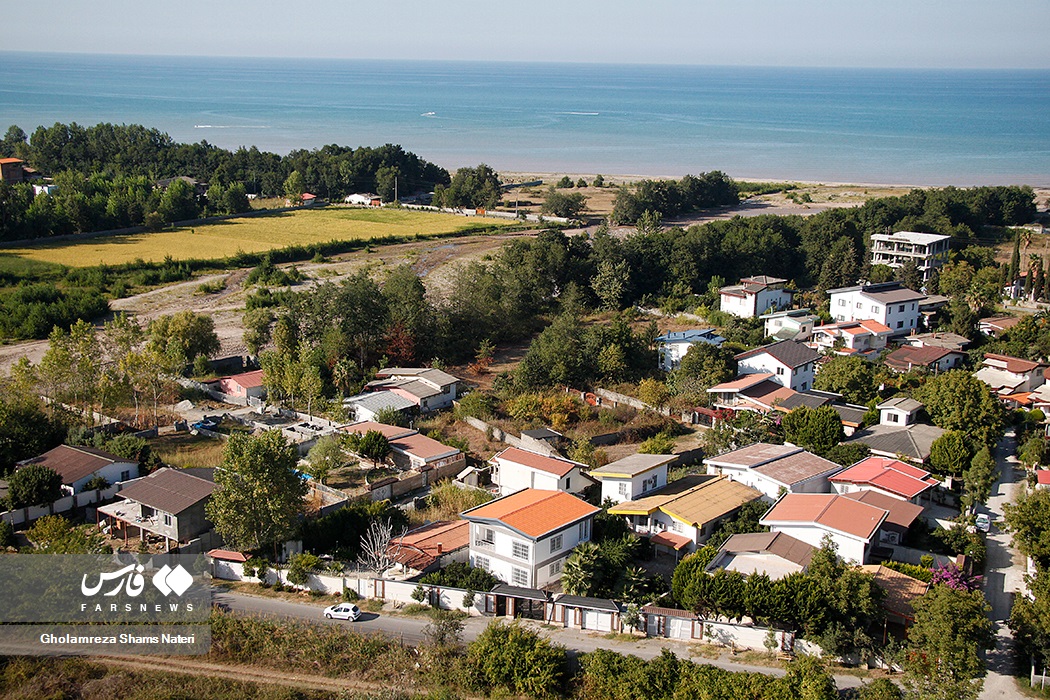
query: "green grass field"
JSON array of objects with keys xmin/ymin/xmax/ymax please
[{"xmin": 3, "ymin": 208, "xmax": 516, "ymax": 267}]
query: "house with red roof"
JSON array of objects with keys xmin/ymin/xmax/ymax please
[
  {"xmin": 811, "ymin": 319, "xmax": 892, "ymax": 356},
  {"xmin": 1036, "ymin": 470, "xmax": 1050, "ymax": 491},
  {"xmin": 760, "ymin": 492, "xmax": 889, "ymax": 564},
  {"xmin": 216, "ymin": 369, "xmax": 266, "ymax": 399},
  {"xmin": 388, "ymin": 520, "xmax": 470, "ymax": 575},
  {"xmin": 462, "ymin": 489, "xmax": 600, "ymax": 588},
  {"xmin": 491, "ymin": 446, "xmax": 590, "ymax": 497},
  {"xmin": 883, "ymin": 345, "xmax": 965, "ymax": 373},
  {"xmin": 829, "ymin": 456, "xmax": 939, "ymax": 505}
]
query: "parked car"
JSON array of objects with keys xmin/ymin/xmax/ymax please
[
  {"xmin": 323, "ymin": 603, "xmax": 361, "ymax": 621},
  {"xmin": 975, "ymin": 513, "xmax": 991, "ymax": 532}
]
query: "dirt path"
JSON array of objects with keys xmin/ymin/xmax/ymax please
[{"xmin": 92, "ymin": 654, "xmax": 429, "ymax": 696}]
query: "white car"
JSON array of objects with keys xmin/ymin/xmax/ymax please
[
  {"xmin": 975, "ymin": 514, "xmax": 991, "ymax": 532},
  {"xmin": 323, "ymin": 603, "xmax": 361, "ymax": 621}
]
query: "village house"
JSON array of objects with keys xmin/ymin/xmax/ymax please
[
  {"xmin": 345, "ymin": 192, "xmax": 382, "ymax": 206},
  {"xmin": 827, "ymin": 281, "xmax": 926, "ymax": 336},
  {"xmin": 0, "ymin": 158, "xmax": 28, "ymax": 183},
  {"xmin": 388, "ymin": 520, "xmax": 470, "ymax": 576},
  {"xmin": 705, "ymin": 531, "xmax": 816, "ymax": 579},
  {"xmin": 655, "ymin": 329, "xmax": 726, "ymax": 371},
  {"xmin": 341, "ymin": 421, "xmax": 465, "ymax": 473},
  {"xmin": 846, "ymin": 398, "xmax": 945, "ymax": 465},
  {"xmin": 903, "ymin": 331, "xmax": 970, "ymax": 353},
  {"xmin": 214, "ymin": 369, "xmax": 266, "ymax": 400},
  {"xmin": 974, "ymin": 353, "xmax": 1048, "ymax": 399},
  {"xmin": 609, "ymin": 475, "xmax": 763, "ymax": 555},
  {"xmin": 343, "ymin": 391, "xmax": 416, "ymax": 423},
  {"xmin": 843, "ymin": 490, "xmax": 925, "ymax": 546},
  {"xmin": 491, "ymin": 446, "xmax": 590, "ymax": 497},
  {"xmin": 760, "ymin": 492, "xmax": 889, "ymax": 564},
  {"xmin": 829, "ymin": 456, "xmax": 939, "ymax": 505},
  {"xmin": 706, "ymin": 373, "xmax": 835, "ymax": 415},
  {"xmin": 869, "ymin": 231, "xmax": 951, "ymax": 284},
  {"xmin": 366, "ymin": 367, "xmax": 460, "ymax": 412},
  {"xmin": 859, "ymin": 564, "xmax": 930, "ymax": 633},
  {"xmin": 883, "ymin": 345, "xmax": 966, "ymax": 373},
  {"xmin": 703, "ymin": 443, "xmax": 844, "ymax": 502},
  {"xmin": 761, "ymin": 308, "xmax": 819, "ymax": 342},
  {"xmin": 17, "ymin": 444, "xmax": 139, "ymax": 495},
  {"xmin": 587, "ymin": 453, "xmax": 677, "ymax": 504},
  {"xmin": 719, "ymin": 275, "xmax": 793, "ymax": 319},
  {"xmin": 735, "ymin": 340, "xmax": 821, "ymax": 392},
  {"xmin": 810, "ymin": 319, "xmax": 892, "ymax": 356},
  {"xmin": 462, "ymin": 488, "xmax": 600, "ymax": 589},
  {"xmin": 979, "ymin": 315, "xmax": 1021, "ymax": 337},
  {"xmin": 96, "ymin": 467, "xmax": 216, "ymax": 550}
]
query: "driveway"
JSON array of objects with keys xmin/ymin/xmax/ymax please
[{"xmin": 979, "ymin": 429, "xmax": 1027, "ymax": 699}]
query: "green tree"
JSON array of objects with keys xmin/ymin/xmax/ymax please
[
  {"xmin": 465, "ymin": 621, "xmax": 566, "ymax": 699},
  {"xmin": 591, "ymin": 260, "xmax": 630, "ymax": 311},
  {"xmin": 305, "ymin": 434, "xmax": 346, "ymax": 485},
  {"xmin": 433, "ymin": 164, "xmax": 501, "ymax": 209},
  {"xmin": 812, "ymin": 354, "xmax": 879, "ymax": 404},
  {"xmin": 156, "ymin": 177, "xmax": 198, "ymax": 223},
  {"xmin": 206, "ymin": 431, "xmax": 308, "ymax": 554},
  {"xmin": 1004, "ymin": 487, "xmax": 1050, "ymax": 568},
  {"xmin": 961, "ymin": 446, "xmax": 995, "ymax": 512},
  {"xmin": 781, "ymin": 405, "xmax": 844, "ymax": 455},
  {"xmin": 148, "ymin": 311, "xmax": 220, "ymax": 366},
  {"xmin": 0, "ymin": 398, "xmax": 67, "ymax": 475},
  {"xmin": 915, "ymin": 370, "xmax": 1006, "ymax": 446},
  {"xmin": 8, "ymin": 464, "xmax": 62, "ymax": 508},
  {"xmin": 355, "ymin": 429, "xmax": 391, "ymax": 466},
  {"xmin": 637, "ymin": 377, "xmax": 670, "ymax": 408},
  {"xmin": 283, "ymin": 170, "xmax": 305, "ymax": 204},
  {"xmin": 903, "ymin": 584, "xmax": 993, "ymax": 699},
  {"xmin": 541, "ymin": 188, "xmax": 586, "ymax": 218},
  {"xmin": 928, "ymin": 430, "xmax": 973, "ymax": 476},
  {"xmin": 286, "ymin": 552, "xmax": 321, "ymax": 590},
  {"xmin": 1019, "ymin": 434, "xmax": 1047, "ymax": 468}
]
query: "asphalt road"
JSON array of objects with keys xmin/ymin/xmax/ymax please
[
  {"xmin": 979, "ymin": 429, "xmax": 1026, "ymax": 700},
  {"xmin": 213, "ymin": 589, "xmax": 864, "ymax": 690}
]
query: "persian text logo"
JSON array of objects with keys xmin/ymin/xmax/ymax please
[{"xmin": 81, "ymin": 564, "xmax": 194, "ymax": 598}]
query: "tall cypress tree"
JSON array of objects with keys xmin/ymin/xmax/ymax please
[{"xmin": 1010, "ymin": 231, "xmax": 1021, "ymax": 282}]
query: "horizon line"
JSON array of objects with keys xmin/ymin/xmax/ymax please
[{"xmin": 3, "ymin": 49, "xmax": 1049, "ymax": 73}]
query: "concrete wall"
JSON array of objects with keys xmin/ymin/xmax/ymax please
[{"xmin": 1, "ymin": 485, "xmax": 121, "ymax": 527}]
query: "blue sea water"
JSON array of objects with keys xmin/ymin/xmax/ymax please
[{"xmin": 1, "ymin": 52, "xmax": 1048, "ymax": 186}]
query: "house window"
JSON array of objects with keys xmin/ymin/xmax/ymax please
[
  {"xmin": 872, "ymin": 305, "xmax": 879, "ymax": 313},
  {"xmin": 120, "ymin": 470, "xmax": 130, "ymax": 481},
  {"xmin": 897, "ymin": 321, "xmax": 904, "ymax": 329},
  {"xmin": 163, "ymin": 513, "xmax": 172, "ymax": 526},
  {"xmin": 563, "ymin": 477, "xmax": 571, "ymax": 489},
  {"xmin": 549, "ymin": 560, "xmax": 563, "ymax": 577},
  {"xmin": 579, "ymin": 519, "xmax": 591, "ymax": 541},
  {"xmin": 141, "ymin": 506, "xmax": 155, "ymax": 519},
  {"xmin": 476, "ymin": 528, "xmax": 494, "ymax": 546},
  {"xmin": 776, "ymin": 367, "xmax": 785, "ymax": 375},
  {"xmin": 512, "ymin": 541, "xmax": 530, "ymax": 560},
  {"xmin": 899, "ymin": 305, "xmax": 905, "ymax": 312},
  {"xmin": 801, "ymin": 382, "xmax": 808, "ymax": 391},
  {"xmin": 511, "ymin": 568, "xmax": 529, "ymax": 587},
  {"xmin": 670, "ymin": 519, "xmax": 683, "ymax": 533},
  {"xmin": 856, "ymin": 302, "xmax": 862, "ymax": 309},
  {"xmin": 475, "ymin": 556, "xmax": 490, "ymax": 571},
  {"xmin": 838, "ymin": 299, "xmax": 846, "ymax": 307},
  {"xmin": 911, "ymin": 303, "xmax": 916, "ymax": 310},
  {"xmin": 550, "ymin": 534, "xmax": 563, "ymax": 553},
  {"xmin": 887, "ymin": 412, "xmax": 899, "ymax": 423},
  {"xmin": 618, "ymin": 482, "xmax": 628, "ymax": 496}
]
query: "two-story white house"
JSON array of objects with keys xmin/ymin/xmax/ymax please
[
  {"xmin": 491, "ymin": 447, "xmax": 590, "ymax": 497},
  {"xmin": 365, "ymin": 368, "xmax": 460, "ymax": 412},
  {"xmin": 827, "ymin": 282, "xmax": 926, "ymax": 337},
  {"xmin": 974, "ymin": 353, "xmax": 1048, "ymax": 398},
  {"xmin": 587, "ymin": 453, "xmax": 677, "ymax": 504},
  {"xmin": 719, "ymin": 276, "xmax": 794, "ymax": 319},
  {"xmin": 655, "ymin": 329, "xmax": 726, "ymax": 371},
  {"xmin": 760, "ymin": 493, "xmax": 889, "ymax": 564},
  {"xmin": 703, "ymin": 443, "xmax": 844, "ymax": 502},
  {"xmin": 462, "ymin": 489, "xmax": 600, "ymax": 588},
  {"xmin": 869, "ymin": 231, "xmax": 951, "ymax": 284},
  {"xmin": 17, "ymin": 444, "xmax": 139, "ymax": 495},
  {"xmin": 761, "ymin": 309, "xmax": 819, "ymax": 342},
  {"xmin": 735, "ymin": 340, "xmax": 820, "ymax": 392}
]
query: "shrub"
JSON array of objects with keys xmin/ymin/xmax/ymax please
[
  {"xmin": 0, "ymin": 519, "xmax": 13, "ymax": 548},
  {"xmin": 8, "ymin": 464, "xmax": 62, "ymax": 508},
  {"xmin": 465, "ymin": 621, "xmax": 567, "ymax": 699},
  {"xmin": 412, "ymin": 585, "xmax": 428, "ymax": 604}
]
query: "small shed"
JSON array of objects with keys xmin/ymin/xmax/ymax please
[{"xmin": 548, "ymin": 594, "xmax": 621, "ymax": 632}]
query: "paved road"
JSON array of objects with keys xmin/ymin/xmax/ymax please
[
  {"xmin": 214, "ymin": 590, "xmax": 864, "ymax": 690},
  {"xmin": 979, "ymin": 429, "xmax": 1027, "ymax": 699}
]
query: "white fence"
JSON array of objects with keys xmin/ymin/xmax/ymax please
[{"xmin": 1, "ymin": 485, "xmax": 121, "ymax": 527}]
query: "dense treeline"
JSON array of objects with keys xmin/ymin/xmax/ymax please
[
  {"xmin": 0, "ymin": 122, "xmax": 450, "ymax": 240},
  {"xmin": 610, "ymin": 171, "xmax": 740, "ymax": 224}
]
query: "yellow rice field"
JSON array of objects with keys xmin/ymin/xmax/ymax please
[{"xmin": 4, "ymin": 208, "xmax": 516, "ymax": 267}]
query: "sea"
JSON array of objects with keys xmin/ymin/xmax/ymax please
[{"xmin": 1, "ymin": 52, "xmax": 1049, "ymax": 186}]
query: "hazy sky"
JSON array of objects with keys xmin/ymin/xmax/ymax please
[{"xmin": 10, "ymin": 0, "xmax": 1050, "ymax": 69}]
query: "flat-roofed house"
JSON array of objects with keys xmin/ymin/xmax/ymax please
[
  {"xmin": 760, "ymin": 493, "xmax": 889, "ymax": 564},
  {"xmin": 705, "ymin": 531, "xmax": 816, "ymax": 579},
  {"xmin": 610, "ymin": 475, "xmax": 763, "ymax": 555},
  {"xmin": 587, "ymin": 453, "xmax": 677, "ymax": 504},
  {"xmin": 491, "ymin": 447, "xmax": 590, "ymax": 497},
  {"xmin": 17, "ymin": 444, "xmax": 139, "ymax": 495},
  {"xmin": 974, "ymin": 353, "xmax": 1048, "ymax": 398},
  {"xmin": 462, "ymin": 489, "xmax": 600, "ymax": 588},
  {"xmin": 703, "ymin": 443, "xmax": 843, "ymax": 501},
  {"xmin": 96, "ymin": 467, "xmax": 215, "ymax": 550},
  {"xmin": 869, "ymin": 231, "xmax": 951, "ymax": 283}
]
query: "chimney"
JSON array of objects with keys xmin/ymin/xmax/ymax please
[{"xmin": 436, "ymin": 543, "xmax": 443, "ymax": 555}]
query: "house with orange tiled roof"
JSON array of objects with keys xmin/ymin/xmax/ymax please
[
  {"xmin": 829, "ymin": 456, "xmax": 939, "ymax": 505},
  {"xmin": 491, "ymin": 447, "xmax": 591, "ymax": 497},
  {"xmin": 388, "ymin": 520, "xmax": 470, "ymax": 575},
  {"xmin": 461, "ymin": 489, "xmax": 600, "ymax": 588},
  {"xmin": 810, "ymin": 319, "xmax": 892, "ymax": 357},
  {"xmin": 760, "ymin": 492, "xmax": 889, "ymax": 564}
]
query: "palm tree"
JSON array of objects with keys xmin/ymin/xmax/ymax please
[{"xmin": 561, "ymin": 542, "xmax": 600, "ymax": 596}]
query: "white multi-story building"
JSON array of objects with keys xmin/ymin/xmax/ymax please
[
  {"xmin": 869, "ymin": 231, "xmax": 950, "ymax": 284},
  {"xmin": 462, "ymin": 489, "xmax": 600, "ymax": 589},
  {"xmin": 655, "ymin": 329, "xmax": 726, "ymax": 371},
  {"xmin": 761, "ymin": 309, "xmax": 819, "ymax": 342},
  {"xmin": 491, "ymin": 447, "xmax": 590, "ymax": 497},
  {"xmin": 827, "ymin": 282, "xmax": 926, "ymax": 337},
  {"xmin": 587, "ymin": 453, "xmax": 676, "ymax": 504},
  {"xmin": 719, "ymin": 276, "xmax": 793, "ymax": 319},
  {"xmin": 735, "ymin": 340, "xmax": 820, "ymax": 392}
]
